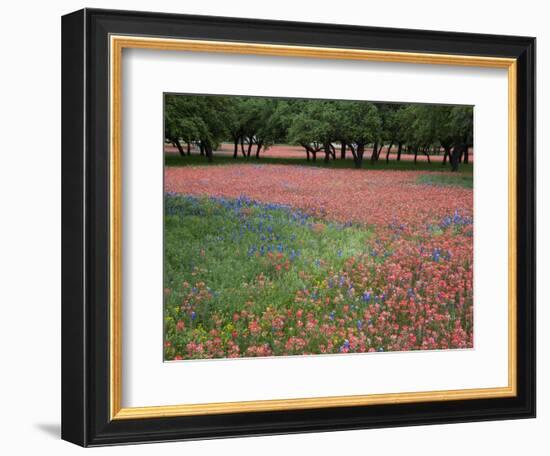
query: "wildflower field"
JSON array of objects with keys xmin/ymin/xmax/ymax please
[{"xmin": 163, "ymin": 163, "xmax": 473, "ymax": 360}]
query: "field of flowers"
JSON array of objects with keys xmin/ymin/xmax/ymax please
[{"xmin": 164, "ymin": 164, "xmax": 473, "ymax": 360}]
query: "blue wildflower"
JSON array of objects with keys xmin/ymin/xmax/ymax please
[{"xmin": 453, "ymin": 209, "xmax": 461, "ymax": 224}]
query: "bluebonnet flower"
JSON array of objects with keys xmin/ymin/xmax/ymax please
[
  {"xmin": 453, "ymin": 209, "xmax": 461, "ymax": 224},
  {"xmin": 339, "ymin": 339, "xmax": 351, "ymax": 352}
]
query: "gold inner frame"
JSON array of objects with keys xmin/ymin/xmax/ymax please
[{"xmin": 109, "ymin": 35, "xmax": 517, "ymax": 420}]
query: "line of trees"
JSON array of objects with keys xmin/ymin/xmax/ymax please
[{"xmin": 164, "ymin": 95, "xmax": 473, "ymax": 171}]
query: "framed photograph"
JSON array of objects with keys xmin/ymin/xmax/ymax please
[{"xmin": 61, "ymin": 8, "xmax": 535, "ymax": 446}]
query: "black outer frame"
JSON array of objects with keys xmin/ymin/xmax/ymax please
[{"xmin": 61, "ymin": 8, "xmax": 536, "ymax": 447}]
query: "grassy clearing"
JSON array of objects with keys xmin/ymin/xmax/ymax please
[
  {"xmin": 165, "ymin": 154, "xmax": 474, "ymax": 174},
  {"xmin": 416, "ymin": 173, "xmax": 473, "ymax": 188}
]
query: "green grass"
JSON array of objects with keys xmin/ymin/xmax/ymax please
[
  {"xmin": 416, "ymin": 173, "xmax": 473, "ymax": 188},
  {"xmin": 164, "ymin": 195, "xmax": 371, "ymax": 356},
  {"xmin": 164, "ymin": 195, "xmax": 370, "ymax": 317},
  {"xmin": 165, "ymin": 153, "xmax": 474, "ymax": 174}
]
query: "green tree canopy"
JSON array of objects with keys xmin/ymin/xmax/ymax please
[{"xmin": 165, "ymin": 94, "xmax": 473, "ymax": 170}]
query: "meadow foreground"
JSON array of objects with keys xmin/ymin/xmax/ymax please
[{"xmin": 163, "ymin": 164, "xmax": 473, "ymax": 360}]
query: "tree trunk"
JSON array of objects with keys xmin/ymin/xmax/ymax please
[
  {"xmin": 422, "ymin": 146, "xmax": 431, "ymax": 163},
  {"xmin": 174, "ymin": 139, "xmax": 185, "ymax": 157},
  {"xmin": 240, "ymin": 138, "xmax": 246, "ymax": 157},
  {"xmin": 354, "ymin": 143, "xmax": 365, "ymax": 168},
  {"xmin": 308, "ymin": 145, "xmax": 317, "ymax": 162},
  {"xmin": 348, "ymin": 144, "xmax": 357, "ymax": 161},
  {"xmin": 463, "ymin": 146, "xmax": 469, "ymax": 164},
  {"xmin": 385, "ymin": 143, "xmax": 393, "ymax": 162},
  {"xmin": 442, "ymin": 145, "xmax": 451, "ymax": 165},
  {"xmin": 199, "ymin": 142, "xmax": 205, "ymax": 156},
  {"xmin": 414, "ymin": 147, "xmax": 418, "ymax": 164},
  {"xmin": 370, "ymin": 142, "xmax": 379, "ymax": 162},
  {"xmin": 255, "ymin": 142, "xmax": 262, "ymax": 159},
  {"xmin": 233, "ymin": 138, "xmax": 239, "ymax": 158},
  {"xmin": 340, "ymin": 142, "xmax": 346, "ymax": 159},
  {"xmin": 187, "ymin": 142, "xmax": 191, "ymax": 156},
  {"xmin": 450, "ymin": 145, "xmax": 463, "ymax": 172},
  {"xmin": 397, "ymin": 142, "xmax": 403, "ymax": 161},
  {"xmin": 324, "ymin": 143, "xmax": 331, "ymax": 163},
  {"xmin": 302, "ymin": 144, "xmax": 310, "ymax": 161},
  {"xmin": 204, "ymin": 143, "xmax": 213, "ymax": 163},
  {"xmin": 247, "ymin": 139, "xmax": 253, "ymax": 158}
]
